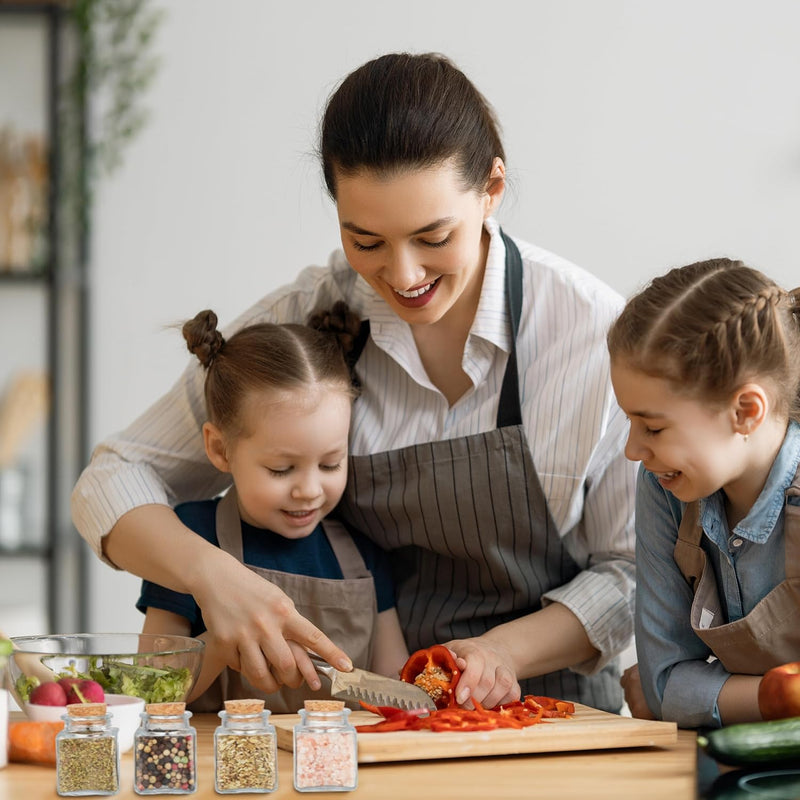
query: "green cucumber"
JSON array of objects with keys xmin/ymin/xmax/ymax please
[{"xmin": 697, "ymin": 717, "xmax": 800, "ymax": 767}]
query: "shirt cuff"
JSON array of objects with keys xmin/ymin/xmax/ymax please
[
  {"xmin": 661, "ymin": 659, "xmax": 729, "ymax": 728},
  {"xmin": 542, "ymin": 566, "xmax": 634, "ymax": 675}
]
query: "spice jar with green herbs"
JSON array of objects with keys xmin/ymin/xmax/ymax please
[
  {"xmin": 56, "ymin": 702, "xmax": 120, "ymax": 796},
  {"xmin": 293, "ymin": 699, "xmax": 358, "ymax": 792},
  {"xmin": 214, "ymin": 698, "xmax": 277, "ymax": 794},
  {"xmin": 134, "ymin": 701, "xmax": 196, "ymax": 795}
]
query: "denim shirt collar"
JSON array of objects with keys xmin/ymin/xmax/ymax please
[{"xmin": 701, "ymin": 420, "xmax": 800, "ymax": 545}]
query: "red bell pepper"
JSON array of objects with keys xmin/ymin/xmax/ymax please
[
  {"xmin": 399, "ymin": 645, "xmax": 461, "ymax": 709},
  {"xmin": 355, "ymin": 694, "xmax": 573, "ymax": 733}
]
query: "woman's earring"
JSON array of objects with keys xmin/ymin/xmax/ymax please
[{"xmin": 743, "ymin": 434, "xmax": 749, "ymax": 443}]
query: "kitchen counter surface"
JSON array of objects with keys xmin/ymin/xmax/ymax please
[{"xmin": 2, "ymin": 712, "xmax": 699, "ymax": 798}]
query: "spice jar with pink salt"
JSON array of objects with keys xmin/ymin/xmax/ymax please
[{"xmin": 293, "ymin": 700, "xmax": 357, "ymax": 792}]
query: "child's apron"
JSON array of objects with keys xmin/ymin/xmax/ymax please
[
  {"xmin": 190, "ymin": 486, "xmax": 378, "ymax": 713},
  {"xmin": 673, "ymin": 464, "xmax": 800, "ymax": 674},
  {"xmin": 338, "ymin": 231, "xmax": 622, "ymax": 712}
]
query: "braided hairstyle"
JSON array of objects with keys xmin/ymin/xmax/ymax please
[
  {"xmin": 607, "ymin": 258, "xmax": 800, "ymax": 422},
  {"xmin": 182, "ymin": 301, "xmax": 362, "ymax": 436}
]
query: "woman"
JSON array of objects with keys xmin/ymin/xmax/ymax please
[{"xmin": 72, "ymin": 52, "xmax": 636, "ymax": 712}]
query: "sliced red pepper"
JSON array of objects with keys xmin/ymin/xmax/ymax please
[{"xmin": 399, "ymin": 645, "xmax": 461, "ymax": 709}]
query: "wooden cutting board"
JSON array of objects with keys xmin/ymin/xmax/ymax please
[{"xmin": 271, "ymin": 704, "xmax": 678, "ymax": 763}]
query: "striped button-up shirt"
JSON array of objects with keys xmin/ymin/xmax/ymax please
[{"xmin": 72, "ymin": 217, "xmax": 637, "ymax": 667}]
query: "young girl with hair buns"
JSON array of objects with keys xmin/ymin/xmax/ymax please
[
  {"xmin": 608, "ymin": 258, "xmax": 800, "ymax": 728},
  {"xmin": 137, "ymin": 302, "xmax": 408, "ymax": 711}
]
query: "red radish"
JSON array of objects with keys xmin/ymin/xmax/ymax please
[
  {"xmin": 29, "ymin": 681, "xmax": 68, "ymax": 706},
  {"xmin": 57, "ymin": 677, "xmax": 81, "ymax": 694},
  {"xmin": 64, "ymin": 679, "xmax": 104, "ymax": 705}
]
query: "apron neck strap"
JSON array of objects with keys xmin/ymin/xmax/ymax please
[
  {"xmin": 496, "ymin": 230, "xmax": 524, "ymax": 429},
  {"xmin": 215, "ymin": 487, "xmax": 244, "ymax": 561}
]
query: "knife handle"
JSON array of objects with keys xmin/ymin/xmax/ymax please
[{"xmin": 308, "ymin": 652, "xmax": 337, "ymax": 682}]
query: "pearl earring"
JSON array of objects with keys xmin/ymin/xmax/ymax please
[{"xmin": 743, "ymin": 434, "xmax": 749, "ymax": 443}]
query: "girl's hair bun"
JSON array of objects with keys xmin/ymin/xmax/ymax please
[
  {"xmin": 182, "ymin": 309, "xmax": 225, "ymax": 369},
  {"xmin": 307, "ymin": 300, "xmax": 362, "ymax": 357}
]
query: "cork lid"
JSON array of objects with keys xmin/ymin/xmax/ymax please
[
  {"xmin": 224, "ymin": 698, "xmax": 265, "ymax": 715},
  {"xmin": 67, "ymin": 702, "xmax": 107, "ymax": 717},
  {"xmin": 145, "ymin": 701, "xmax": 186, "ymax": 715},
  {"xmin": 304, "ymin": 699, "xmax": 344, "ymax": 711}
]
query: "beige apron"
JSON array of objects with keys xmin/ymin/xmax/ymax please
[
  {"xmin": 189, "ymin": 487, "xmax": 378, "ymax": 713},
  {"xmin": 673, "ymin": 466, "xmax": 800, "ymax": 674}
]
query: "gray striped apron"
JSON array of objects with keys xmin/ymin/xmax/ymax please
[
  {"xmin": 673, "ymin": 465, "xmax": 800, "ymax": 674},
  {"xmin": 338, "ymin": 231, "xmax": 621, "ymax": 712},
  {"xmin": 189, "ymin": 487, "xmax": 378, "ymax": 714}
]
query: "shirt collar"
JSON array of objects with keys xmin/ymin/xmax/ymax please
[{"xmin": 702, "ymin": 420, "xmax": 800, "ymax": 544}]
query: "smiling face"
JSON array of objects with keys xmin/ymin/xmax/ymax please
[
  {"xmin": 610, "ymin": 359, "xmax": 746, "ymax": 503},
  {"xmin": 334, "ymin": 160, "xmax": 503, "ymax": 328},
  {"xmin": 205, "ymin": 385, "xmax": 351, "ymax": 539}
]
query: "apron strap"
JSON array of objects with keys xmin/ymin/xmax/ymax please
[
  {"xmin": 784, "ymin": 471, "xmax": 800, "ymax": 580},
  {"xmin": 320, "ymin": 518, "xmax": 372, "ymax": 579},
  {"xmin": 215, "ymin": 486, "xmax": 244, "ymax": 561},
  {"xmin": 496, "ymin": 230, "xmax": 524, "ymax": 429}
]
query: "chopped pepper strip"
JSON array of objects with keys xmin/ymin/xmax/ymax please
[
  {"xmin": 399, "ymin": 645, "xmax": 461, "ymax": 709},
  {"xmin": 355, "ymin": 694, "xmax": 573, "ymax": 733}
]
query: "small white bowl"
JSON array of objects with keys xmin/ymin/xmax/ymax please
[{"xmin": 24, "ymin": 693, "xmax": 145, "ymax": 753}]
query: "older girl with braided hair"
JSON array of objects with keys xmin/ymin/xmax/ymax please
[
  {"xmin": 607, "ymin": 258, "xmax": 800, "ymax": 728},
  {"xmin": 138, "ymin": 302, "xmax": 408, "ymax": 711}
]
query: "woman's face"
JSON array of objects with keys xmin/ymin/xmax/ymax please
[{"xmin": 334, "ymin": 160, "xmax": 504, "ymax": 328}]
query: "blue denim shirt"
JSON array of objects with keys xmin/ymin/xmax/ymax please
[{"xmin": 635, "ymin": 420, "xmax": 800, "ymax": 729}]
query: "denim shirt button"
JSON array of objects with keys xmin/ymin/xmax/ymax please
[{"xmin": 731, "ymin": 537, "xmax": 744, "ymax": 548}]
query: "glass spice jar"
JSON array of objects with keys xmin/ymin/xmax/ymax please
[
  {"xmin": 293, "ymin": 700, "xmax": 358, "ymax": 792},
  {"xmin": 133, "ymin": 701, "xmax": 197, "ymax": 795},
  {"xmin": 56, "ymin": 702, "xmax": 120, "ymax": 796},
  {"xmin": 214, "ymin": 698, "xmax": 277, "ymax": 794}
]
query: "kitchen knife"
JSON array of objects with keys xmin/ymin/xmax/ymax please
[{"xmin": 309, "ymin": 654, "xmax": 436, "ymax": 711}]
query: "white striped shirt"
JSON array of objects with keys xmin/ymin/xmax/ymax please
[{"xmin": 72, "ymin": 218, "xmax": 636, "ymax": 661}]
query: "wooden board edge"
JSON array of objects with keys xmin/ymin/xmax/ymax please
[{"xmin": 271, "ymin": 706, "xmax": 679, "ymax": 763}]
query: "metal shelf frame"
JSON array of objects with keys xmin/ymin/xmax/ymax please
[{"xmin": 1, "ymin": 1, "xmax": 89, "ymax": 633}]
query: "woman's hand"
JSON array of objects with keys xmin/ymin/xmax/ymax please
[
  {"xmin": 192, "ymin": 550, "xmax": 353, "ymax": 692},
  {"xmin": 444, "ymin": 636, "xmax": 521, "ymax": 709},
  {"xmin": 620, "ymin": 663, "xmax": 655, "ymax": 719}
]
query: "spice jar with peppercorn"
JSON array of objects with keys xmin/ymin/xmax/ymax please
[
  {"xmin": 133, "ymin": 701, "xmax": 196, "ymax": 795},
  {"xmin": 56, "ymin": 702, "xmax": 120, "ymax": 796},
  {"xmin": 293, "ymin": 699, "xmax": 358, "ymax": 792},
  {"xmin": 214, "ymin": 698, "xmax": 277, "ymax": 794}
]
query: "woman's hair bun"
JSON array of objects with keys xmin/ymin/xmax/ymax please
[
  {"xmin": 182, "ymin": 309, "xmax": 225, "ymax": 369},
  {"xmin": 307, "ymin": 301, "xmax": 362, "ymax": 356}
]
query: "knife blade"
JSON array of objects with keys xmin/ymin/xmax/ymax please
[{"xmin": 309, "ymin": 654, "xmax": 436, "ymax": 711}]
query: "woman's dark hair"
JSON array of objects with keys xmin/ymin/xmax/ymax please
[
  {"xmin": 183, "ymin": 301, "xmax": 361, "ymax": 436},
  {"xmin": 320, "ymin": 52, "xmax": 505, "ymax": 198},
  {"xmin": 607, "ymin": 258, "xmax": 800, "ymax": 421}
]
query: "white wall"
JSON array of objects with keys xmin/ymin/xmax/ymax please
[{"xmin": 87, "ymin": 0, "xmax": 800, "ymax": 632}]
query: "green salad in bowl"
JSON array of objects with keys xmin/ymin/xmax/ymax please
[{"xmin": 9, "ymin": 633, "xmax": 204, "ymax": 707}]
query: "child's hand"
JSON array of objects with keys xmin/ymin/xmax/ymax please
[
  {"xmin": 444, "ymin": 637, "xmax": 520, "ymax": 709},
  {"xmin": 620, "ymin": 663, "xmax": 655, "ymax": 719}
]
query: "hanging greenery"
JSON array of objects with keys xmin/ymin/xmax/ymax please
[{"xmin": 60, "ymin": 0, "xmax": 163, "ymax": 239}]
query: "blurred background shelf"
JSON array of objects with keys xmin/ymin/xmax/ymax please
[{"xmin": 0, "ymin": 1, "xmax": 89, "ymax": 636}]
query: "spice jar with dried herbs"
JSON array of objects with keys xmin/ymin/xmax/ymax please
[
  {"xmin": 56, "ymin": 702, "xmax": 120, "ymax": 796},
  {"xmin": 133, "ymin": 701, "xmax": 197, "ymax": 795},
  {"xmin": 214, "ymin": 698, "xmax": 277, "ymax": 794},
  {"xmin": 293, "ymin": 700, "xmax": 358, "ymax": 792}
]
